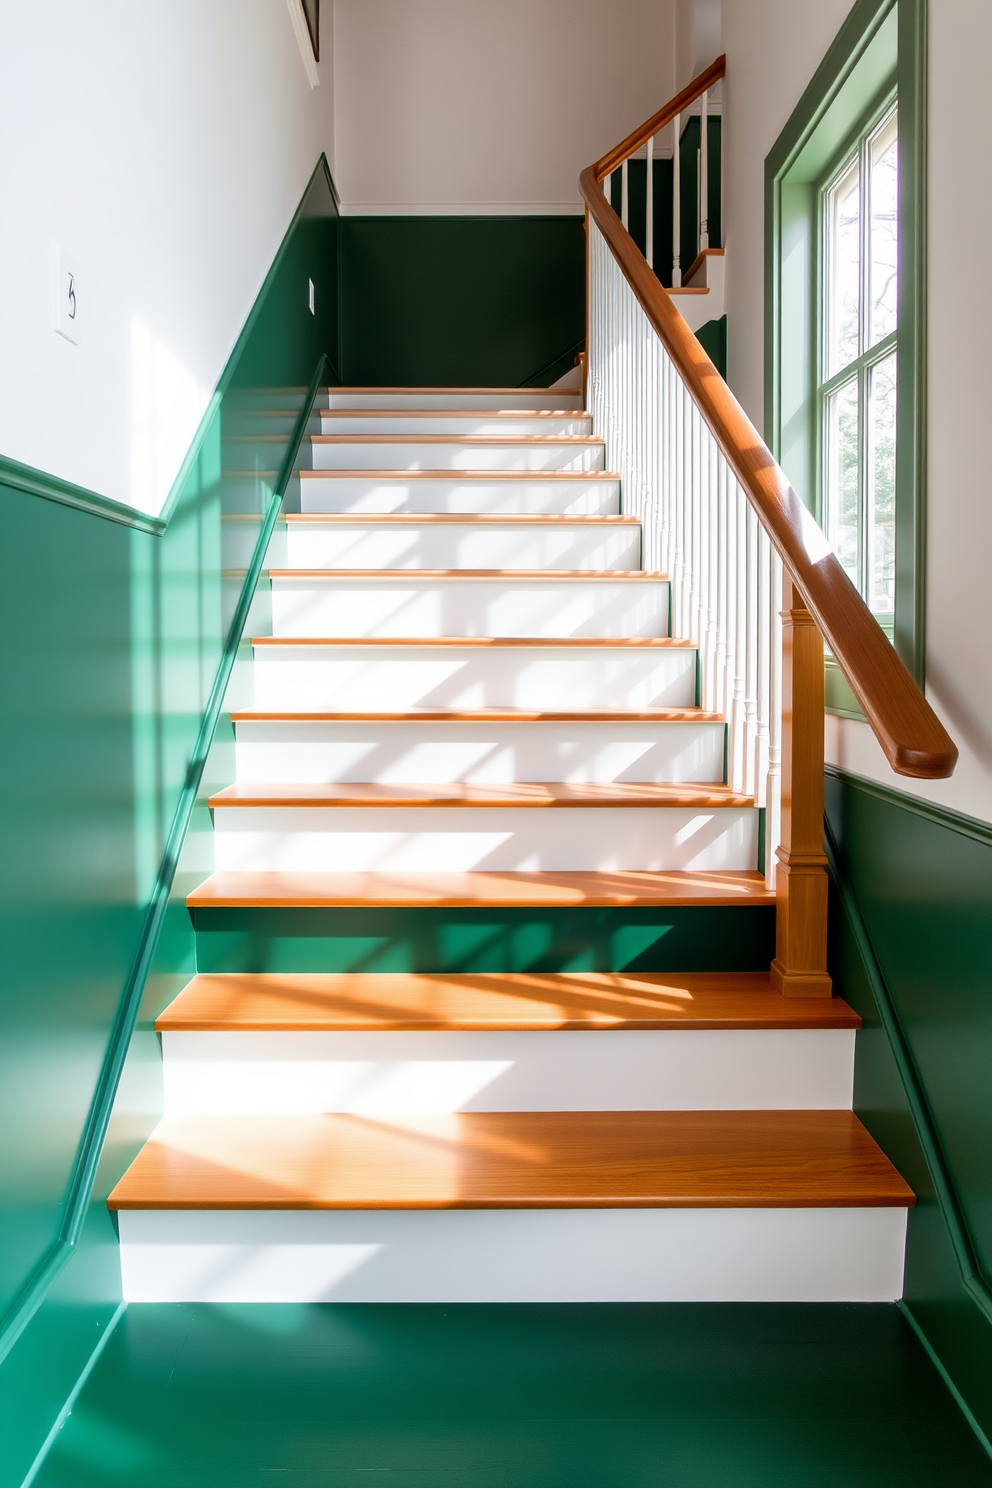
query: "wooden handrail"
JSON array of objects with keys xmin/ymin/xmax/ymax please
[
  {"xmin": 593, "ymin": 55, "xmax": 726, "ymax": 180},
  {"xmin": 579, "ymin": 129, "xmax": 956, "ymax": 780}
]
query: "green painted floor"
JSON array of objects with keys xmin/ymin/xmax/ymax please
[{"xmin": 33, "ymin": 1303, "xmax": 992, "ymax": 1487}]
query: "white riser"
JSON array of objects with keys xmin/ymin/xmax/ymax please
[
  {"xmin": 233, "ymin": 719, "xmax": 725, "ymax": 784},
  {"xmin": 300, "ymin": 475, "xmax": 620, "ymax": 515},
  {"xmin": 325, "ymin": 391, "xmax": 585, "ymax": 410},
  {"xmin": 284, "ymin": 521, "xmax": 641, "ymax": 571},
  {"xmin": 320, "ymin": 415, "xmax": 592, "ymax": 436},
  {"xmin": 270, "ymin": 576, "xmax": 669, "ymax": 640},
  {"xmin": 162, "ymin": 1030, "xmax": 855, "ymax": 1116},
  {"xmin": 210, "ymin": 805, "xmax": 758, "ymax": 872},
  {"xmin": 310, "ymin": 440, "xmax": 605, "ymax": 473},
  {"xmin": 251, "ymin": 644, "xmax": 698, "ymax": 710},
  {"xmin": 117, "ymin": 1207, "xmax": 907, "ymax": 1303}
]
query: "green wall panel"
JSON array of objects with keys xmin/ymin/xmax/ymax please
[
  {"xmin": 0, "ymin": 157, "xmax": 339, "ymax": 1488},
  {"xmin": 192, "ymin": 904, "xmax": 776, "ymax": 975},
  {"xmin": 340, "ymin": 217, "xmax": 585, "ymax": 388},
  {"xmin": 826, "ymin": 767, "xmax": 992, "ymax": 1448}
]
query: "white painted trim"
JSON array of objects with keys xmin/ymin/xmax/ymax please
[
  {"xmin": 337, "ymin": 202, "xmax": 584, "ymax": 217},
  {"xmin": 284, "ymin": 0, "xmax": 319, "ymax": 88},
  {"xmin": 117, "ymin": 1206, "xmax": 907, "ymax": 1304}
]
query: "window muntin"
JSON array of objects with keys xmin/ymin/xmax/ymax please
[{"xmin": 819, "ymin": 100, "xmax": 898, "ymax": 622}]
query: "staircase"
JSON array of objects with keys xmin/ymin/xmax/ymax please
[{"xmin": 108, "ymin": 383, "xmax": 914, "ymax": 1304}]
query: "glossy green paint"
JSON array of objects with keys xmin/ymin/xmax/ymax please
[
  {"xmin": 826, "ymin": 767, "xmax": 992, "ymax": 1448},
  {"xmin": 30, "ymin": 1301, "xmax": 992, "ymax": 1488},
  {"xmin": 191, "ymin": 904, "xmax": 776, "ymax": 975},
  {"xmin": 764, "ymin": 0, "xmax": 927, "ymax": 704},
  {"xmin": 339, "ymin": 218, "xmax": 585, "ymax": 388},
  {"xmin": 0, "ymin": 157, "xmax": 339, "ymax": 1488}
]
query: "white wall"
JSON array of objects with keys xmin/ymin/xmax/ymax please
[
  {"xmin": 0, "ymin": 1, "xmax": 334, "ymax": 516},
  {"xmin": 722, "ymin": 0, "xmax": 992, "ymax": 823},
  {"xmin": 332, "ymin": 0, "xmax": 676, "ymax": 214}
]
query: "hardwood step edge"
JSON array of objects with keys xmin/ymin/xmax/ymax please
[
  {"xmin": 298, "ymin": 469, "xmax": 620, "ymax": 480},
  {"xmin": 324, "ymin": 386, "xmax": 587, "ymax": 396},
  {"xmin": 310, "ymin": 434, "xmax": 604, "ymax": 445},
  {"xmin": 156, "ymin": 971, "xmax": 861, "ymax": 1033},
  {"xmin": 318, "ymin": 410, "xmax": 593, "ymax": 420},
  {"xmin": 251, "ymin": 635, "xmax": 696, "ymax": 648},
  {"xmin": 185, "ymin": 869, "xmax": 775, "ymax": 909},
  {"xmin": 207, "ymin": 782, "xmax": 752, "ymax": 809},
  {"xmin": 267, "ymin": 568, "xmax": 666, "ymax": 580},
  {"xmin": 229, "ymin": 708, "xmax": 723, "ymax": 722},
  {"xmin": 283, "ymin": 513, "xmax": 637, "ymax": 524},
  {"xmin": 106, "ymin": 1110, "xmax": 915, "ymax": 1211}
]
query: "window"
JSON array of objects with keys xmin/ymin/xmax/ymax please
[
  {"xmin": 765, "ymin": 0, "xmax": 927, "ymax": 713},
  {"xmin": 819, "ymin": 102, "xmax": 899, "ymax": 628}
]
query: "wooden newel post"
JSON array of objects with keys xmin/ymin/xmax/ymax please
[{"xmin": 771, "ymin": 578, "xmax": 832, "ymax": 998}]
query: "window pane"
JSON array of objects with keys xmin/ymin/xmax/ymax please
[
  {"xmin": 867, "ymin": 351, "xmax": 897, "ymax": 615},
  {"xmin": 826, "ymin": 156, "xmax": 860, "ymax": 377},
  {"xmin": 825, "ymin": 376, "xmax": 860, "ymax": 586},
  {"xmin": 869, "ymin": 108, "xmax": 898, "ymax": 347}
]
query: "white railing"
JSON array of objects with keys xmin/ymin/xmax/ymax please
[
  {"xmin": 588, "ymin": 217, "xmax": 782, "ymax": 883},
  {"xmin": 611, "ymin": 87, "xmax": 719, "ymax": 286}
]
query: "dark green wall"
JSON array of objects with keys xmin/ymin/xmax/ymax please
[
  {"xmin": 0, "ymin": 158, "xmax": 338, "ymax": 1488},
  {"xmin": 827, "ymin": 768, "xmax": 992, "ymax": 1446},
  {"xmin": 339, "ymin": 217, "xmax": 585, "ymax": 388}
]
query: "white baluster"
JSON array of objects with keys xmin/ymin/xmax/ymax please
[
  {"xmin": 755, "ymin": 530, "xmax": 771, "ymax": 807},
  {"xmin": 646, "ymin": 134, "xmax": 655, "ymax": 270},
  {"xmin": 731, "ymin": 482, "xmax": 747, "ymax": 792},
  {"xmin": 699, "ymin": 89, "xmax": 709, "ymax": 252},
  {"xmin": 704, "ymin": 431, "xmax": 719, "ymax": 711},
  {"xmin": 744, "ymin": 506, "xmax": 759, "ymax": 797},
  {"xmin": 766, "ymin": 552, "xmax": 783, "ymax": 886},
  {"xmin": 621, "ymin": 158, "xmax": 629, "ymax": 231},
  {"xmin": 714, "ymin": 462, "xmax": 729, "ymax": 718},
  {"xmin": 672, "ymin": 113, "xmax": 682, "ymax": 287}
]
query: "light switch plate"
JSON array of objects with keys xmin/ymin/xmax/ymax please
[{"xmin": 55, "ymin": 247, "xmax": 80, "ymax": 344}]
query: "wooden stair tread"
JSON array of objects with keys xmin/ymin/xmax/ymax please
[
  {"xmin": 229, "ymin": 708, "xmax": 722, "ymax": 722},
  {"xmin": 283, "ymin": 513, "xmax": 637, "ymax": 523},
  {"xmin": 186, "ymin": 869, "xmax": 774, "ymax": 908},
  {"xmin": 207, "ymin": 781, "xmax": 751, "ymax": 809},
  {"xmin": 107, "ymin": 1110, "xmax": 914, "ymax": 1211},
  {"xmin": 267, "ymin": 568, "xmax": 665, "ymax": 580},
  {"xmin": 299, "ymin": 470, "xmax": 619, "ymax": 481},
  {"xmin": 325, "ymin": 386, "xmax": 586, "ymax": 396},
  {"xmin": 251, "ymin": 635, "xmax": 695, "ymax": 648},
  {"xmin": 319, "ymin": 409, "xmax": 592, "ymax": 421},
  {"xmin": 156, "ymin": 971, "xmax": 860, "ymax": 1032},
  {"xmin": 311, "ymin": 434, "xmax": 603, "ymax": 445}
]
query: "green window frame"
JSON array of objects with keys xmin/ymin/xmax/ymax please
[{"xmin": 765, "ymin": 0, "xmax": 926, "ymax": 715}]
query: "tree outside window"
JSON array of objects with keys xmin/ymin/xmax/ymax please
[{"xmin": 820, "ymin": 102, "xmax": 898, "ymax": 627}]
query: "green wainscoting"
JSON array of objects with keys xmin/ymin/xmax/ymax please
[
  {"xmin": 191, "ymin": 904, "xmax": 775, "ymax": 975},
  {"xmin": 339, "ymin": 217, "xmax": 585, "ymax": 389},
  {"xmin": 0, "ymin": 156, "xmax": 339, "ymax": 1488},
  {"xmin": 826, "ymin": 767, "xmax": 992, "ymax": 1451},
  {"xmin": 30, "ymin": 1301, "xmax": 992, "ymax": 1488}
]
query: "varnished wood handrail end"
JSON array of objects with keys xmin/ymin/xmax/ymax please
[{"xmin": 891, "ymin": 740, "xmax": 959, "ymax": 781}]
